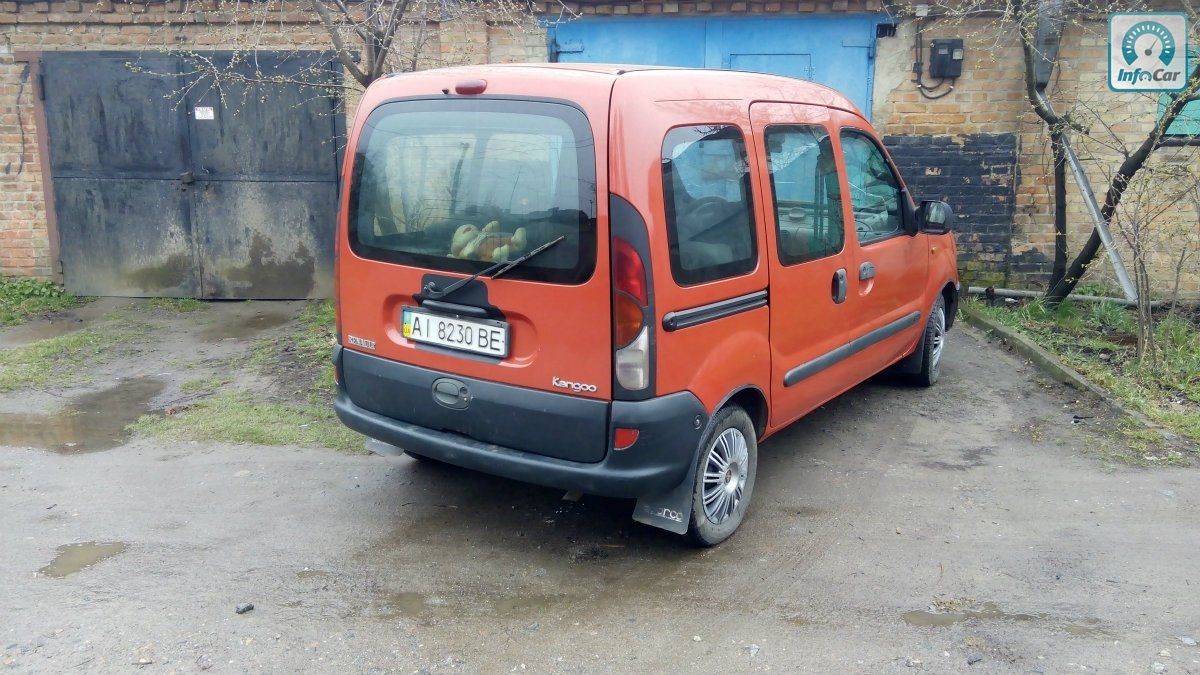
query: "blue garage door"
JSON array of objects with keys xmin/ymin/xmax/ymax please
[{"xmin": 547, "ymin": 15, "xmax": 884, "ymax": 117}]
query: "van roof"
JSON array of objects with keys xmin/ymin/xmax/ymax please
[{"xmin": 383, "ymin": 63, "xmax": 864, "ymax": 118}]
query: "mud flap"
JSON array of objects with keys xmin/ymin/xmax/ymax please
[
  {"xmin": 892, "ymin": 323, "xmax": 927, "ymax": 376},
  {"xmin": 632, "ymin": 459, "xmax": 698, "ymax": 535}
]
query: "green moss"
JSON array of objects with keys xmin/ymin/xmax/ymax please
[
  {"xmin": 0, "ymin": 316, "xmax": 147, "ymax": 391},
  {"xmin": 0, "ymin": 278, "xmax": 89, "ymax": 326},
  {"xmin": 129, "ymin": 390, "xmax": 364, "ymax": 453}
]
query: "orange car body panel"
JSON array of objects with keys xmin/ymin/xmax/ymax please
[
  {"xmin": 337, "ymin": 63, "xmax": 958, "ymax": 445},
  {"xmin": 337, "ymin": 66, "xmax": 615, "ymax": 401}
]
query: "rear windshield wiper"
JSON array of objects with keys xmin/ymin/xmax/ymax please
[{"xmin": 422, "ymin": 235, "xmax": 566, "ymax": 301}]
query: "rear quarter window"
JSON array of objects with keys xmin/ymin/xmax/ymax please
[{"xmin": 661, "ymin": 125, "xmax": 758, "ymax": 286}]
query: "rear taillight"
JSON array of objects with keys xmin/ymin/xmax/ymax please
[
  {"xmin": 610, "ymin": 195, "xmax": 655, "ymax": 399},
  {"xmin": 612, "ymin": 236, "xmax": 649, "ymax": 391}
]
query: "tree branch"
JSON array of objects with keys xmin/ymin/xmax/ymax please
[
  {"xmin": 1045, "ymin": 60, "xmax": 1200, "ymax": 303},
  {"xmin": 310, "ymin": 0, "xmax": 370, "ymax": 86}
]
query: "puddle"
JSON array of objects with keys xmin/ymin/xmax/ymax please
[
  {"xmin": 375, "ymin": 591, "xmax": 560, "ymax": 620},
  {"xmin": 296, "ymin": 569, "xmax": 330, "ymax": 580},
  {"xmin": 490, "ymin": 593, "xmax": 559, "ymax": 616},
  {"xmin": 381, "ymin": 591, "xmax": 430, "ymax": 617},
  {"xmin": 38, "ymin": 541, "xmax": 127, "ymax": 578},
  {"xmin": 0, "ymin": 378, "xmax": 165, "ymax": 453},
  {"xmin": 0, "ymin": 298, "xmax": 130, "ymax": 349},
  {"xmin": 199, "ymin": 312, "xmax": 291, "ymax": 342},
  {"xmin": 903, "ymin": 602, "xmax": 1113, "ymax": 638},
  {"xmin": 1, "ymin": 318, "xmax": 90, "ymax": 346}
]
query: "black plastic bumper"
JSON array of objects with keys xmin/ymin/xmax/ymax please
[{"xmin": 334, "ymin": 382, "xmax": 706, "ymax": 499}]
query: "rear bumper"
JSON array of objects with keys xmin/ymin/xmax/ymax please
[{"xmin": 334, "ymin": 386, "xmax": 707, "ymax": 499}]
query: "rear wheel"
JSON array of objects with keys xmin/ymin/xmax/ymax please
[
  {"xmin": 686, "ymin": 406, "xmax": 757, "ymax": 547},
  {"xmin": 913, "ymin": 296, "xmax": 947, "ymax": 387}
]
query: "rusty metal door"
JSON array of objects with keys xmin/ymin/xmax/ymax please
[
  {"xmin": 43, "ymin": 54, "xmax": 201, "ymax": 297},
  {"xmin": 42, "ymin": 52, "xmax": 342, "ymax": 299}
]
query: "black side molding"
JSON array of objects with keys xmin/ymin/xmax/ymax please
[
  {"xmin": 784, "ymin": 310, "xmax": 921, "ymax": 386},
  {"xmin": 662, "ymin": 290, "xmax": 768, "ymax": 332}
]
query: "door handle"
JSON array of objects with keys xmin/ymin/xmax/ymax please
[
  {"xmin": 859, "ymin": 261, "xmax": 876, "ymax": 281},
  {"xmin": 178, "ymin": 171, "xmax": 195, "ymax": 186},
  {"xmin": 832, "ymin": 268, "xmax": 847, "ymax": 304}
]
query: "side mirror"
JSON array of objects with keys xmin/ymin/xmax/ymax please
[{"xmin": 919, "ymin": 200, "xmax": 953, "ymax": 234}]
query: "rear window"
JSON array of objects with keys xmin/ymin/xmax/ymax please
[
  {"xmin": 662, "ymin": 125, "xmax": 757, "ymax": 286},
  {"xmin": 349, "ymin": 99, "xmax": 597, "ymax": 284}
]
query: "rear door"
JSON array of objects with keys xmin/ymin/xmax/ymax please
[
  {"xmin": 338, "ymin": 83, "xmax": 612, "ymax": 401},
  {"xmin": 748, "ymin": 102, "xmax": 855, "ymax": 427},
  {"xmin": 834, "ymin": 114, "xmax": 928, "ymax": 373}
]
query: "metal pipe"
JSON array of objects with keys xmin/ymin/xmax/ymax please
[
  {"xmin": 967, "ymin": 286, "xmax": 1165, "ymax": 308},
  {"xmin": 1031, "ymin": 89, "xmax": 1138, "ymax": 302}
]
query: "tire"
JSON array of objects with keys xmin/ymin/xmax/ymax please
[
  {"xmin": 685, "ymin": 406, "xmax": 758, "ymax": 547},
  {"xmin": 912, "ymin": 296, "xmax": 947, "ymax": 387}
]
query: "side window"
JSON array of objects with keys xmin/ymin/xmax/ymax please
[
  {"xmin": 840, "ymin": 131, "xmax": 904, "ymax": 245},
  {"xmin": 662, "ymin": 125, "xmax": 757, "ymax": 285},
  {"xmin": 764, "ymin": 125, "xmax": 845, "ymax": 265}
]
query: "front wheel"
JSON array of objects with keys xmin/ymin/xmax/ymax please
[
  {"xmin": 686, "ymin": 406, "xmax": 758, "ymax": 547},
  {"xmin": 913, "ymin": 296, "xmax": 947, "ymax": 387}
]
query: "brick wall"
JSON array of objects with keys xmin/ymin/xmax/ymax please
[
  {"xmin": 0, "ymin": 58, "xmax": 47, "ymax": 278},
  {"xmin": 873, "ymin": 9, "xmax": 1200, "ymax": 298},
  {"xmin": 4, "ymin": 0, "xmax": 1199, "ymax": 299},
  {"xmin": 885, "ymin": 133, "xmax": 1019, "ymax": 286},
  {"xmin": 0, "ymin": 0, "xmax": 545, "ymax": 282}
]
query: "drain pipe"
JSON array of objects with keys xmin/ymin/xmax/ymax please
[{"xmin": 967, "ymin": 286, "xmax": 1164, "ymax": 308}]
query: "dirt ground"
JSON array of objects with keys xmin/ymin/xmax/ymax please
[{"xmin": 2, "ymin": 301, "xmax": 1198, "ymax": 674}]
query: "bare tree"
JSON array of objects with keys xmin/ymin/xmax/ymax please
[
  {"xmin": 1110, "ymin": 157, "xmax": 1200, "ymax": 363},
  {"xmin": 922, "ymin": 0, "xmax": 1200, "ymax": 305},
  {"xmin": 152, "ymin": 0, "xmax": 562, "ymax": 96}
]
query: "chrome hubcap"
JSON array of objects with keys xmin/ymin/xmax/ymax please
[
  {"xmin": 930, "ymin": 307, "xmax": 946, "ymax": 370},
  {"xmin": 702, "ymin": 428, "xmax": 749, "ymax": 525}
]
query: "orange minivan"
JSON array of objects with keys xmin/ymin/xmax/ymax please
[{"xmin": 334, "ymin": 64, "xmax": 959, "ymax": 545}]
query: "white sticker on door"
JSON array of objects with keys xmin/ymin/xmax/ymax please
[{"xmin": 194, "ymin": 106, "xmax": 215, "ymax": 120}]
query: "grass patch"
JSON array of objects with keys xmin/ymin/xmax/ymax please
[
  {"xmin": 0, "ymin": 315, "xmax": 148, "ymax": 391},
  {"xmin": 967, "ymin": 297, "xmax": 1200, "ymax": 447},
  {"xmin": 130, "ymin": 390, "xmax": 364, "ymax": 453},
  {"xmin": 179, "ymin": 375, "xmax": 231, "ymax": 395},
  {"xmin": 249, "ymin": 299, "xmax": 337, "ymax": 401},
  {"xmin": 0, "ymin": 278, "xmax": 88, "ymax": 326},
  {"xmin": 131, "ymin": 300, "xmax": 360, "ymax": 452},
  {"xmin": 147, "ymin": 297, "xmax": 207, "ymax": 313}
]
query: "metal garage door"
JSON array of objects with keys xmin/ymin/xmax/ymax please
[
  {"xmin": 547, "ymin": 15, "xmax": 884, "ymax": 117},
  {"xmin": 41, "ymin": 52, "xmax": 343, "ymax": 299}
]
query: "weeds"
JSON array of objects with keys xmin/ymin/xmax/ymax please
[
  {"xmin": 967, "ymin": 297, "xmax": 1200, "ymax": 445},
  {"xmin": 129, "ymin": 390, "xmax": 363, "ymax": 453},
  {"xmin": 0, "ymin": 278, "xmax": 88, "ymax": 326},
  {"xmin": 0, "ymin": 316, "xmax": 148, "ymax": 391},
  {"xmin": 130, "ymin": 300, "xmax": 359, "ymax": 452},
  {"xmin": 147, "ymin": 297, "xmax": 207, "ymax": 313}
]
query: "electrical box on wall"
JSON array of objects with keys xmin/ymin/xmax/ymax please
[{"xmin": 929, "ymin": 39, "xmax": 965, "ymax": 78}]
